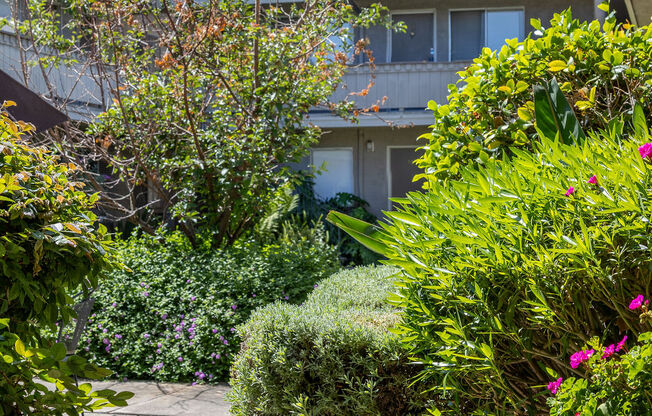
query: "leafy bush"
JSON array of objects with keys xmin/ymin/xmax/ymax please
[
  {"xmin": 547, "ymin": 296, "xmax": 652, "ymax": 415},
  {"xmin": 0, "ymin": 105, "xmax": 123, "ymax": 413},
  {"xmin": 228, "ymin": 265, "xmax": 444, "ymax": 415},
  {"xmin": 419, "ymin": 6, "xmax": 652, "ymax": 178},
  {"xmin": 79, "ymin": 225, "xmax": 339, "ymax": 383},
  {"xmin": 295, "ymin": 175, "xmax": 380, "ymax": 265},
  {"xmin": 330, "ymin": 127, "xmax": 652, "ymax": 413}
]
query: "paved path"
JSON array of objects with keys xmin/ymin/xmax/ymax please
[{"xmin": 86, "ymin": 380, "xmax": 231, "ymax": 416}]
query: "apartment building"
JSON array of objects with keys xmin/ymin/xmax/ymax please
[{"xmin": 303, "ymin": 0, "xmax": 607, "ymax": 216}]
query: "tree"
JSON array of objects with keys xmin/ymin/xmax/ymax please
[{"xmin": 11, "ymin": 0, "xmax": 394, "ymax": 246}]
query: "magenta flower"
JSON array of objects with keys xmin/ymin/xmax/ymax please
[
  {"xmin": 565, "ymin": 187, "xmax": 575, "ymax": 196},
  {"xmin": 547, "ymin": 377, "xmax": 563, "ymax": 394},
  {"xmin": 587, "ymin": 175, "xmax": 597, "ymax": 184},
  {"xmin": 639, "ymin": 143, "xmax": 652, "ymax": 159},
  {"xmin": 629, "ymin": 294, "xmax": 645, "ymax": 310},
  {"xmin": 616, "ymin": 335, "xmax": 628, "ymax": 352},
  {"xmin": 570, "ymin": 349, "xmax": 594, "ymax": 369},
  {"xmin": 601, "ymin": 344, "xmax": 615, "ymax": 359}
]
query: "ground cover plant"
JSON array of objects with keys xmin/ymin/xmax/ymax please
[
  {"xmin": 0, "ymin": 105, "xmax": 128, "ymax": 413},
  {"xmin": 228, "ymin": 265, "xmax": 445, "ymax": 415},
  {"xmin": 546, "ymin": 295, "xmax": 652, "ymax": 415},
  {"xmin": 330, "ymin": 126, "xmax": 652, "ymax": 413},
  {"xmin": 418, "ymin": 5, "xmax": 652, "ymax": 179},
  {"xmin": 79, "ymin": 225, "xmax": 339, "ymax": 384}
]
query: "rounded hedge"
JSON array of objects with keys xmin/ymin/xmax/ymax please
[
  {"xmin": 79, "ymin": 226, "xmax": 339, "ymax": 383},
  {"xmin": 228, "ymin": 265, "xmax": 446, "ymax": 415}
]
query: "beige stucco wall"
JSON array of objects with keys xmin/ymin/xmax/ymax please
[{"xmin": 308, "ymin": 125, "xmax": 429, "ymax": 217}]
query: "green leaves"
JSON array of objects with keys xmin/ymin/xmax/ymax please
[
  {"xmin": 326, "ymin": 211, "xmax": 392, "ymax": 257},
  {"xmin": 534, "ymin": 77, "xmax": 585, "ymax": 144}
]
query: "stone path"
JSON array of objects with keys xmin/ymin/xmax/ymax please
[{"xmin": 85, "ymin": 380, "xmax": 231, "ymax": 416}]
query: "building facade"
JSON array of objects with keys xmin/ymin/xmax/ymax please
[{"xmin": 305, "ymin": 0, "xmax": 603, "ymax": 216}]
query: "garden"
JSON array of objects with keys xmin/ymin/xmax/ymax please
[{"xmin": 1, "ymin": 1, "xmax": 652, "ymax": 415}]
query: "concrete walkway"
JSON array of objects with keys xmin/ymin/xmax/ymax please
[{"xmin": 86, "ymin": 380, "xmax": 231, "ymax": 416}]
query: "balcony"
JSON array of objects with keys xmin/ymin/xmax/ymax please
[
  {"xmin": 0, "ymin": 30, "xmax": 105, "ymax": 121},
  {"xmin": 308, "ymin": 60, "xmax": 470, "ymax": 128}
]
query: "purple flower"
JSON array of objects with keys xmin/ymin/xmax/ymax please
[
  {"xmin": 314, "ymin": 284, "xmax": 318, "ymax": 289},
  {"xmin": 284, "ymin": 296, "xmax": 289, "ymax": 301},
  {"xmin": 178, "ymin": 356, "xmax": 183, "ymax": 362},
  {"xmin": 199, "ymin": 373, "xmax": 205, "ymax": 379},
  {"xmin": 231, "ymin": 305, "xmax": 237, "ymax": 311},
  {"xmin": 639, "ymin": 143, "xmax": 652, "ymax": 159},
  {"xmin": 230, "ymin": 327, "xmax": 235, "ymax": 333},
  {"xmin": 102, "ymin": 328, "xmax": 108, "ymax": 334},
  {"xmin": 602, "ymin": 344, "xmax": 615, "ymax": 359},
  {"xmin": 105, "ymin": 345, "xmax": 111, "ymax": 352},
  {"xmin": 212, "ymin": 328, "xmax": 218, "ymax": 334},
  {"xmin": 587, "ymin": 175, "xmax": 597, "ymax": 185},
  {"xmin": 192, "ymin": 382, "xmax": 197, "ymax": 386},
  {"xmin": 252, "ymin": 293, "xmax": 256, "ymax": 297},
  {"xmin": 186, "ymin": 279, "xmax": 191, "ymax": 283},
  {"xmin": 629, "ymin": 294, "xmax": 645, "ymax": 310},
  {"xmin": 175, "ymin": 334, "xmax": 180, "ymax": 339},
  {"xmin": 223, "ymin": 340, "xmax": 228, "ymax": 345},
  {"xmin": 616, "ymin": 335, "xmax": 628, "ymax": 352},
  {"xmin": 143, "ymin": 333, "xmax": 150, "ymax": 339},
  {"xmin": 162, "ymin": 313, "xmax": 168, "ymax": 320},
  {"xmin": 140, "ymin": 282, "xmax": 146, "ymax": 287},
  {"xmin": 565, "ymin": 186, "xmax": 575, "ymax": 197},
  {"xmin": 102, "ymin": 338, "xmax": 109, "ymax": 344},
  {"xmin": 547, "ymin": 377, "xmax": 563, "ymax": 395},
  {"xmin": 115, "ymin": 334, "xmax": 122, "ymax": 339},
  {"xmin": 191, "ymin": 296, "xmax": 196, "ymax": 301},
  {"xmin": 216, "ymin": 353, "xmax": 221, "ymax": 359},
  {"xmin": 143, "ymin": 292, "xmax": 149, "ymax": 297},
  {"xmin": 112, "ymin": 302, "xmax": 117, "ymax": 307},
  {"xmin": 180, "ymin": 314, "xmax": 185, "ymax": 319},
  {"xmin": 156, "ymin": 349, "xmax": 161, "ymax": 354},
  {"xmin": 219, "ymin": 336, "xmax": 224, "ymax": 341},
  {"xmin": 157, "ymin": 343, "xmax": 162, "ymax": 348},
  {"xmin": 570, "ymin": 349, "xmax": 594, "ymax": 369}
]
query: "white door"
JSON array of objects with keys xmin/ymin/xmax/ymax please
[{"xmin": 312, "ymin": 148, "xmax": 354, "ymax": 199}]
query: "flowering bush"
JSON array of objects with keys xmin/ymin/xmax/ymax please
[
  {"xmin": 329, "ymin": 127, "xmax": 652, "ymax": 413},
  {"xmin": 547, "ymin": 296, "xmax": 652, "ymax": 415},
  {"xmin": 79, "ymin": 226, "xmax": 339, "ymax": 383}
]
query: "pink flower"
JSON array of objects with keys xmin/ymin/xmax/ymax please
[
  {"xmin": 570, "ymin": 349, "xmax": 594, "ymax": 368},
  {"xmin": 639, "ymin": 143, "xmax": 652, "ymax": 159},
  {"xmin": 587, "ymin": 175, "xmax": 597, "ymax": 184},
  {"xmin": 565, "ymin": 187, "xmax": 575, "ymax": 196},
  {"xmin": 547, "ymin": 377, "xmax": 563, "ymax": 394},
  {"xmin": 629, "ymin": 294, "xmax": 645, "ymax": 310},
  {"xmin": 601, "ymin": 344, "xmax": 615, "ymax": 359},
  {"xmin": 616, "ymin": 335, "xmax": 627, "ymax": 352}
]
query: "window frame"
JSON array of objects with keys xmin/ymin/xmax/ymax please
[
  {"xmin": 310, "ymin": 147, "xmax": 355, "ymax": 199},
  {"xmin": 386, "ymin": 8, "xmax": 437, "ymax": 63},
  {"xmin": 386, "ymin": 145, "xmax": 420, "ymax": 210},
  {"xmin": 447, "ymin": 6, "xmax": 525, "ymax": 62}
]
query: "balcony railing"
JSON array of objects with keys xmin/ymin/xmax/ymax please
[
  {"xmin": 0, "ymin": 30, "xmax": 105, "ymax": 121},
  {"xmin": 311, "ymin": 61, "xmax": 469, "ymax": 127}
]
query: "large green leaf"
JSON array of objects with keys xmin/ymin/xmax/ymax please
[
  {"xmin": 632, "ymin": 101, "xmax": 648, "ymax": 138},
  {"xmin": 326, "ymin": 211, "xmax": 392, "ymax": 257},
  {"xmin": 534, "ymin": 77, "xmax": 585, "ymax": 144}
]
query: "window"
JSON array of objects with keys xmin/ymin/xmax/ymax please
[
  {"xmin": 450, "ymin": 9, "xmax": 524, "ymax": 61},
  {"xmin": 390, "ymin": 12, "xmax": 435, "ymax": 62},
  {"xmin": 312, "ymin": 148, "xmax": 354, "ymax": 199}
]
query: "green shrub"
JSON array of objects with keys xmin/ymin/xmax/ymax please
[
  {"xmin": 419, "ymin": 6, "xmax": 652, "ymax": 179},
  {"xmin": 228, "ymin": 265, "xmax": 444, "ymax": 415},
  {"xmin": 0, "ymin": 107, "xmax": 124, "ymax": 413},
  {"xmin": 79, "ymin": 224, "xmax": 339, "ymax": 383},
  {"xmin": 331, "ymin": 127, "xmax": 652, "ymax": 413},
  {"xmin": 547, "ymin": 297, "xmax": 652, "ymax": 415}
]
